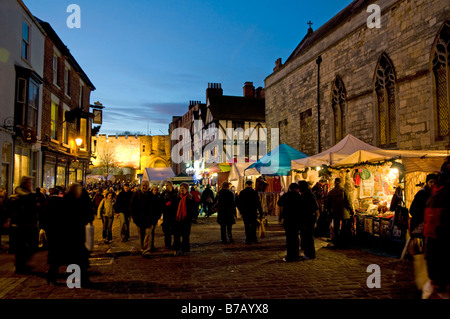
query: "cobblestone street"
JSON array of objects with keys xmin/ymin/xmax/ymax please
[{"xmin": 0, "ymin": 214, "xmax": 416, "ymax": 301}]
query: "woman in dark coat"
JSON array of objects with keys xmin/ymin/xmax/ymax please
[
  {"xmin": 172, "ymin": 182, "xmax": 196, "ymax": 255},
  {"xmin": 216, "ymin": 182, "xmax": 237, "ymax": 244},
  {"xmin": 298, "ymin": 180, "xmax": 319, "ymax": 260},
  {"xmin": 278, "ymin": 183, "xmax": 302, "ymax": 262}
]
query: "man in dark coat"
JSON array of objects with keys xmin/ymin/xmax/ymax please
[
  {"xmin": 114, "ymin": 183, "xmax": 133, "ymax": 242},
  {"xmin": 161, "ymin": 181, "xmax": 179, "ymax": 249},
  {"xmin": 130, "ymin": 181, "xmax": 162, "ymax": 257},
  {"xmin": 201, "ymin": 184, "xmax": 215, "ymax": 217},
  {"xmin": 278, "ymin": 183, "xmax": 302, "ymax": 262},
  {"xmin": 325, "ymin": 177, "xmax": 354, "ymax": 248},
  {"xmin": 237, "ymin": 181, "xmax": 262, "ymax": 244},
  {"xmin": 216, "ymin": 182, "xmax": 237, "ymax": 243}
]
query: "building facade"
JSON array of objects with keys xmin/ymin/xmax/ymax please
[
  {"xmin": 265, "ymin": 0, "xmax": 450, "ymax": 157},
  {"xmin": 37, "ymin": 18, "xmax": 96, "ymax": 190},
  {"xmin": 0, "ymin": 0, "xmax": 45, "ymax": 194},
  {"xmin": 169, "ymin": 82, "xmax": 266, "ymax": 176},
  {"xmin": 90, "ymin": 134, "xmax": 171, "ymax": 179}
]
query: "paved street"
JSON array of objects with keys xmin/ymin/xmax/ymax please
[{"xmin": 0, "ymin": 215, "xmax": 416, "ymax": 300}]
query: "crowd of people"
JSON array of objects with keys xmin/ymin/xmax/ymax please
[{"xmin": 0, "ymin": 156, "xmax": 449, "ymax": 297}]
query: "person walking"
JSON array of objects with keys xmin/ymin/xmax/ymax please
[
  {"xmin": 45, "ymin": 187, "xmax": 66, "ymax": 284},
  {"xmin": 62, "ymin": 183, "xmax": 94, "ymax": 287},
  {"xmin": 201, "ymin": 184, "xmax": 215, "ymax": 217},
  {"xmin": 97, "ymin": 192, "xmax": 115, "ymax": 244},
  {"xmin": 161, "ymin": 181, "xmax": 179, "ymax": 249},
  {"xmin": 114, "ymin": 183, "xmax": 133, "ymax": 242},
  {"xmin": 237, "ymin": 180, "xmax": 262, "ymax": 245},
  {"xmin": 278, "ymin": 183, "xmax": 302, "ymax": 262},
  {"xmin": 298, "ymin": 180, "xmax": 320, "ymax": 260},
  {"xmin": 325, "ymin": 177, "xmax": 354, "ymax": 248},
  {"xmin": 410, "ymin": 174, "xmax": 438, "ymax": 237},
  {"xmin": 173, "ymin": 183, "xmax": 196, "ymax": 256},
  {"xmin": 8, "ymin": 177, "xmax": 39, "ymax": 274},
  {"xmin": 423, "ymin": 157, "xmax": 450, "ymax": 299},
  {"xmin": 130, "ymin": 181, "xmax": 161, "ymax": 257},
  {"xmin": 216, "ymin": 181, "xmax": 237, "ymax": 244}
]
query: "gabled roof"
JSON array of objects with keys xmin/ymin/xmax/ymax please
[
  {"xmin": 285, "ymin": 0, "xmax": 371, "ymax": 65},
  {"xmin": 291, "ymin": 134, "xmax": 379, "ymax": 169},
  {"xmin": 35, "ymin": 17, "xmax": 96, "ymax": 90},
  {"xmin": 207, "ymin": 95, "xmax": 265, "ymax": 123}
]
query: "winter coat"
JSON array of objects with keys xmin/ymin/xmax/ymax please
[
  {"xmin": 161, "ymin": 189, "xmax": 179, "ymax": 224},
  {"xmin": 237, "ymin": 187, "xmax": 262, "ymax": 221},
  {"xmin": 131, "ymin": 191, "xmax": 162, "ymax": 228},
  {"xmin": 201, "ymin": 188, "xmax": 215, "ymax": 204},
  {"xmin": 98, "ymin": 198, "xmax": 115, "ymax": 218},
  {"xmin": 278, "ymin": 191, "xmax": 302, "ymax": 229},
  {"xmin": 114, "ymin": 190, "xmax": 133, "ymax": 217},
  {"xmin": 300, "ymin": 192, "xmax": 319, "ymax": 226},
  {"xmin": 409, "ymin": 186, "xmax": 431, "ymax": 233},
  {"xmin": 216, "ymin": 189, "xmax": 236, "ymax": 225},
  {"xmin": 325, "ymin": 185, "xmax": 353, "ymax": 220},
  {"xmin": 8, "ymin": 187, "xmax": 38, "ymax": 227}
]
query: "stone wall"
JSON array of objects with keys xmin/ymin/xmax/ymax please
[{"xmin": 265, "ymin": 0, "xmax": 450, "ymax": 156}]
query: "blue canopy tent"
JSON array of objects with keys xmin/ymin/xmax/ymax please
[{"xmin": 245, "ymin": 143, "xmax": 308, "ymax": 176}]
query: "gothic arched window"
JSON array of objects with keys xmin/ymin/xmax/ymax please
[
  {"xmin": 331, "ymin": 76, "xmax": 346, "ymax": 143},
  {"xmin": 375, "ymin": 54, "xmax": 397, "ymax": 147},
  {"xmin": 432, "ymin": 22, "xmax": 450, "ymax": 139}
]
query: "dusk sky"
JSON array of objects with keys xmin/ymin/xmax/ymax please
[{"xmin": 23, "ymin": 0, "xmax": 353, "ymax": 136}]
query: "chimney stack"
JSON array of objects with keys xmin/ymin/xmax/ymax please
[
  {"xmin": 206, "ymin": 82, "xmax": 223, "ymax": 101},
  {"xmin": 243, "ymin": 82, "xmax": 255, "ymax": 98},
  {"xmin": 273, "ymin": 58, "xmax": 283, "ymax": 72}
]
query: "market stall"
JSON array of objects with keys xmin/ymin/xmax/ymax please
[
  {"xmin": 245, "ymin": 143, "xmax": 308, "ymax": 216},
  {"xmin": 329, "ymin": 148, "xmax": 449, "ymax": 243}
]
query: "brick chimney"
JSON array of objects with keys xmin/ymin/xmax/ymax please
[
  {"xmin": 206, "ymin": 83, "xmax": 223, "ymax": 101},
  {"xmin": 243, "ymin": 82, "xmax": 255, "ymax": 98},
  {"xmin": 273, "ymin": 58, "xmax": 283, "ymax": 72},
  {"xmin": 255, "ymin": 87, "xmax": 265, "ymax": 99}
]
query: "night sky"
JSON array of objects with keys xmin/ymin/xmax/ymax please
[{"xmin": 23, "ymin": 0, "xmax": 352, "ymax": 135}]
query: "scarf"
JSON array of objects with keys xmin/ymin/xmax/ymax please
[{"xmin": 176, "ymin": 193, "xmax": 188, "ymax": 221}]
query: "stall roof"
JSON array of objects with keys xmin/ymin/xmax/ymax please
[
  {"xmin": 246, "ymin": 143, "xmax": 308, "ymax": 176},
  {"xmin": 292, "ymin": 134, "xmax": 380, "ymax": 170},
  {"xmin": 143, "ymin": 167, "xmax": 175, "ymax": 181},
  {"xmin": 229, "ymin": 162, "xmax": 260, "ymax": 180},
  {"xmin": 332, "ymin": 149, "xmax": 449, "ymax": 173}
]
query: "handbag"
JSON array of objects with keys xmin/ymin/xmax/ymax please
[{"xmin": 85, "ymin": 223, "xmax": 95, "ymax": 251}]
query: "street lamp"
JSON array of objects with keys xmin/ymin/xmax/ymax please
[{"xmin": 75, "ymin": 138, "xmax": 83, "ymax": 147}]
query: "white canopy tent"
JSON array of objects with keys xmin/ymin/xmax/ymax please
[
  {"xmin": 142, "ymin": 167, "xmax": 175, "ymax": 182},
  {"xmin": 331, "ymin": 149, "xmax": 449, "ymax": 173},
  {"xmin": 228, "ymin": 162, "xmax": 259, "ymax": 192},
  {"xmin": 291, "ymin": 134, "xmax": 380, "ymax": 170}
]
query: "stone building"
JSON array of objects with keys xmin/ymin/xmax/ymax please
[
  {"xmin": 90, "ymin": 134, "xmax": 171, "ymax": 179},
  {"xmin": 265, "ymin": 0, "xmax": 450, "ymax": 157}
]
